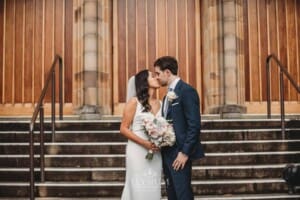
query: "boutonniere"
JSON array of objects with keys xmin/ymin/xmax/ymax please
[{"xmin": 166, "ymin": 91, "xmax": 178, "ymax": 102}]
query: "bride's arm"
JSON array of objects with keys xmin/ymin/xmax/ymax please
[{"xmin": 120, "ymin": 98, "xmax": 153, "ymax": 150}]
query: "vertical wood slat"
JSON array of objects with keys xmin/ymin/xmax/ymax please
[
  {"xmin": 147, "ymin": 0, "xmax": 156, "ymax": 72},
  {"xmin": 65, "ymin": 0, "xmax": 72, "ymax": 103},
  {"xmin": 4, "ymin": 0, "xmax": 14, "ymax": 103},
  {"xmin": 24, "ymin": 0, "xmax": 34, "ymax": 103},
  {"xmin": 0, "ymin": 0, "xmax": 4, "ymax": 103},
  {"xmin": 156, "ymin": 0, "xmax": 167, "ymax": 98},
  {"xmin": 167, "ymin": 0, "xmax": 176, "ymax": 57},
  {"xmin": 268, "ymin": 0, "xmax": 279, "ymax": 101},
  {"xmin": 117, "ymin": 0, "xmax": 126, "ymax": 102},
  {"xmin": 156, "ymin": 0, "xmax": 167, "ymax": 57},
  {"xmin": 44, "ymin": 0, "xmax": 54, "ymax": 101},
  {"xmin": 127, "ymin": 0, "xmax": 136, "ymax": 77},
  {"xmin": 248, "ymin": 0, "xmax": 259, "ymax": 101},
  {"xmin": 177, "ymin": 0, "xmax": 187, "ymax": 82},
  {"xmin": 34, "ymin": 0, "xmax": 43, "ymax": 101},
  {"xmin": 286, "ymin": 0, "xmax": 297, "ymax": 100},
  {"xmin": 258, "ymin": 0, "xmax": 268, "ymax": 101},
  {"xmin": 243, "ymin": 0, "xmax": 250, "ymax": 101},
  {"xmin": 276, "ymin": 0, "xmax": 288, "ymax": 100},
  {"xmin": 15, "ymin": 0, "xmax": 24, "ymax": 103},
  {"xmin": 137, "ymin": 0, "xmax": 146, "ymax": 71},
  {"xmin": 54, "ymin": 0, "xmax": 63, "ymax": 102},
  {"xmin": 195, "ymin": 0, "xmax": 202, "ymax": 107},
  {"xmin": 187, "ymin": 0, "xmax": 196, "ymax": 87},
  {"xmin": 297, "ymin": 0, "xmax": 300, "ymax": 101}
]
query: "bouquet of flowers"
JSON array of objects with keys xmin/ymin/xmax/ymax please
[{"xmin": 142, "ymin": 114, "xmax": 176, "ymax": 160}]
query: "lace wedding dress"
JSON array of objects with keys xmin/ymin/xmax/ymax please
[{"xmin": 121, "ymin": 100, "xmax": 162, "ymax": 200}]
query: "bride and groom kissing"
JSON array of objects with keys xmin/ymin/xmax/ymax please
[{"xmin": 120, "ymin": 56, "xmax": 205, "ymax": 200}]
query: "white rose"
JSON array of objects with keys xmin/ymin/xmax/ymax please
[{"xmin": 167, "ymin": 91, "xmax": 178, "ymax": 102}]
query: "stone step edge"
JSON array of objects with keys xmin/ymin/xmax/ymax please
[
  {"xmin": 1, "ymin": 163, "xmax": 299, "ymax": 172},
  {"xmin": 0, "ymin": 118, "xmax": 293, "ymax": 123},
  {"xmin": 1, "ymin": 139, "xmax": 300, "ymax": 146},
  {"xmin": 1, "ymin": 128, "xmax": 300, "ymax": 134},
  {"xmin": 1, "ymin": 194, "xmax": 300, "ymax": 200},
  {"xmin": 0, "ymin": 178, "xmax": 288, "ymax": 186},
  {"xmin": 1, "ymin": 151, "xmax": 300, "ymax": 158}
]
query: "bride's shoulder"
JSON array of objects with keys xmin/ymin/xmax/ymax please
[
  {"xmin": 127, "ymin": 97, "xmax": 138, "ymax": 105},
  {"xmin": 123, "ymin": 97, "xmax": 138, "ymax": 113}
]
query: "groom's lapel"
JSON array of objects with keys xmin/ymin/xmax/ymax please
[{"xmin": 166, "ymin": 80, "xmax": 183, "ymax": 118}]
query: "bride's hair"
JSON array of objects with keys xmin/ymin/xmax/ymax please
[{"xmin": 135, "ymin": 69, "xmax": 151, "ymax": 112}]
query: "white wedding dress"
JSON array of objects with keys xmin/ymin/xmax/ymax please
[{"xmin": 121, "ymin": 100, "xmax": 162, "ymax": 200}]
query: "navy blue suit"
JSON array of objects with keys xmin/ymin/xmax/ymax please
[{"xmin": 162, "ymin": 80, "xmax": 205, "ymax": 200}]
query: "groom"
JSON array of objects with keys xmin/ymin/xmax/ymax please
[{"xmin": 154, "ymin": 56, "xmax": 205, "ymax": 200}]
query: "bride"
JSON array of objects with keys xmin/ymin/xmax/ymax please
[{"xmin": 120, "ymin": 69, "xmax": 162, "ymax": 200}]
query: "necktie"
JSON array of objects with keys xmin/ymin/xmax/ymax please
[{"xmin": 164, "ymin": 88, "xmax": 172, "ymax": 117}]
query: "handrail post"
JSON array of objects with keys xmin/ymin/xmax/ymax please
[
  {"xmin": 280, "ymin": 71, "xmax": 285, "ymax": 139},
  {"xmin": 59, "ymin": 57, "xmax": 63, "ymax": 120},
  {"xmin": 39, "ymin": 105, "xmax": 45, "ymax": 182},
  {"xmin": 52, "ymin": 70, "xmax": 56, "ymax": 142},
  {"xmin": 266, "ymin": 57, "xmax": 271, "ymax": 119},
  {"xmin": 29, "ymin": 55, "xmax": 64, "ymax": 200},
  {"xmin": 29, "ymin": 125, "xmax": 35, "ymax": 200}
]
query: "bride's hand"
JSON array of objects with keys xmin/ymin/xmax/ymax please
[
  {"xmin": 143, "ymin": 141, "xmax": 160, "ymax": 152},
  {"xmin": 151, "ymin": 143, "xmax": 160, "ymax": 152}
]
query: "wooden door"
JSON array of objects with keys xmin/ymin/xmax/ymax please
[
  {"xmin": 243, "ymin": 0, "xmax": 300, "ymax": 113},
  {"xmin": 0, "ymin": 0, "xmax": 73, "ymax": 115}
]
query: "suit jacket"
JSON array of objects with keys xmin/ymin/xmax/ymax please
[{"xmin": 162, "ymin": 80, "xmax": 205, "ymax": 160}]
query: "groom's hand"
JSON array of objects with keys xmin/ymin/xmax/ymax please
[{"xmin": 172, "ymin": 152, "xmax": 188, "ymax": 171}]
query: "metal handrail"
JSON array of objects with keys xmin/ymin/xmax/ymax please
[
  {"xmin": 266, "ymin": 54, "xmax": 300, "ymax": 138},
  {"xmin": 29, "ymin": 55, "xmax": 63, "ymax": 200}
]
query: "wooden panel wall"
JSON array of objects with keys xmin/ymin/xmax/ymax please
[
  {"xmin": 113, "ymin": 0, "xmax": 202, "ymax": 105},
  {"xmin": 0, "ymin": 0, "xmax": 73, "ymax": 105},
  {"xmin": 244, "ymin": 0, "xmax": 300, "ymax": 102}
]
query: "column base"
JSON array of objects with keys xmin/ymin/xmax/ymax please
[
  {"xmin": 76, "ymin": 105, "xmax": 102, "ymax": 120},
  {"xmin": 209, "ymin": 104, "xmax": 247, "ymax": 119}
]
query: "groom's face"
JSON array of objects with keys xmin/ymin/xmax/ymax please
[{"xmin": 154, "ymin": 66, "xmax": 168, "ymax": 87}]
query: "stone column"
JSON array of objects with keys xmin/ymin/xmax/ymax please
[
  {"xmin": 219, "ymin": 0, "xmax": 246, "ymax": 118},
  {"xmin": 79, "ymin": 0, "xmax": 101, "ymax": 119},
  {"xmin": 202, "ymin": 0, "xmax": 246, "ymax": 117}
]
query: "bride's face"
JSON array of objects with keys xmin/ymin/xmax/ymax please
[{"xmin": 148, "ymin": 72, "xmax": 160, "ymax": 89}]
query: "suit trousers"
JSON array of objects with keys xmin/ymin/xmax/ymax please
[{"xmin": 162, "ymin": 149, "xmax": 194, "ymax": 200}]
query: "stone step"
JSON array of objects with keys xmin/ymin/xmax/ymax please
[
  {"xmin": 1, "ymin": 152, "xmax": 299, "ymax": 167},
  {"xmin": 1, "ymin": 140, "xmax": 300, "ymax": 154},
  {"xmin": 1, "ymin": 129, "xmax": 299, "ymax": 143},
  {"xmin": 1, "ymin": 193, "xmax": 300, "ymax": 200},
  {"xmin": 0, "ymin": 179, "xmax": 291, "ymax": 197},
  {"xmin": 1, "ymin": 118, "xmax": 299, "ymax": 132},
  {"xmin": 0, "ymin": 164, "xmax": 295, "ymax": 182}
]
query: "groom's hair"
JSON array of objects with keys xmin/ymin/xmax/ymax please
[{"xmin": 154, "ymin": 56, "xmax": 178, "ymax": 75}]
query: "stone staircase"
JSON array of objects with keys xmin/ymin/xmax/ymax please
[{"xmin": 0, "ymin": 116, "xmax": 300, "ymax": 199}]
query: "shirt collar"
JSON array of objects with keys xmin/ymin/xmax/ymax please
[{"xmin": 168, "ymin": 77, "xmax": 180, "ymax": 91}]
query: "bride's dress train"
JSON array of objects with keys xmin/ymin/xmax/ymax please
[{"xmin": 121, "ymin": 100, "xmax": 162, "ymax": 200}]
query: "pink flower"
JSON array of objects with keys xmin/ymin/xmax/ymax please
[{"xmin": 142, "ymin": 113, "xmax": 176, "ymax": 160}]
